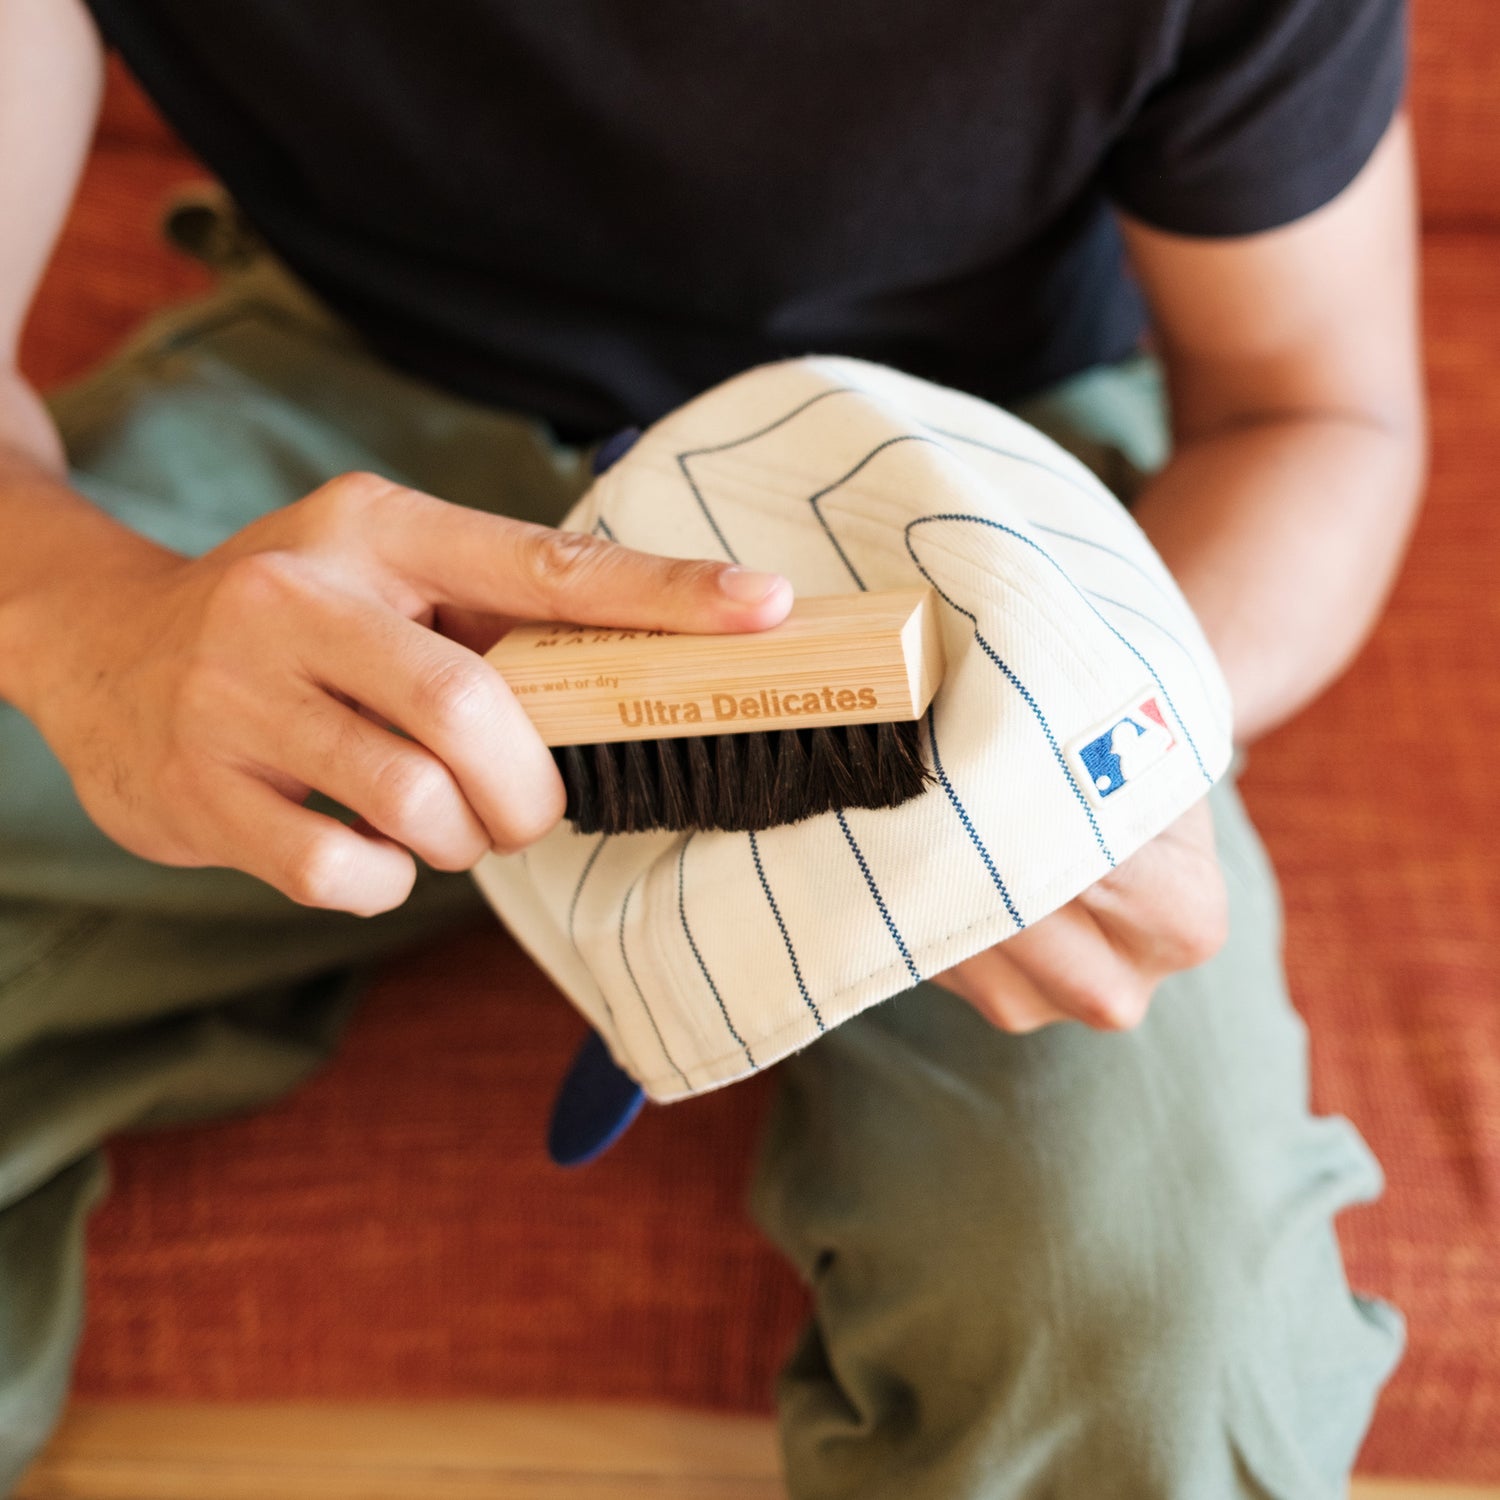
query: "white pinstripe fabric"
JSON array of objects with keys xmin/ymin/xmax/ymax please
[{"xmin": 473, "ymin": 359, "xmax": 1234, "ymax": 1101}]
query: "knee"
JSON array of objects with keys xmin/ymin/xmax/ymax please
[
  {"xmin": 778, "ymin": 1139, "xmax": 1278, "ymax": 1499},
  {"xmin": 1042, "ymin": 1157, "xmax": 1257, "ymax": 1457}
]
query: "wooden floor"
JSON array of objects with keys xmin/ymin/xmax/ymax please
[{"xmin": 16, "ymin": 1403, "xmax": 1500, "ymax": 1500}]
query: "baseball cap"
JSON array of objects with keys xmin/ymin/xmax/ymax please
[{"xmin": 472, "ymin": 357, "xmax": 1234, "ymax": 1160}]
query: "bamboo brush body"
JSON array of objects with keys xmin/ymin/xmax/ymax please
[{"xmin": 485, "ymin": 588, "xmax": 945, "ymax": 834}]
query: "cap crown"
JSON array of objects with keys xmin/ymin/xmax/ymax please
[{"xmin": 475, "ymin": 358, "xmax": 1233, "ymax": 1100}]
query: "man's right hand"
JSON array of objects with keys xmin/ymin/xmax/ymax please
[
  {"xmin": 0, "ymin": 1, "xmax": 791, "ymax": 917},
  {"xmin": 12, "ymin": 471, "xmax": 791, "ymax": 916}
]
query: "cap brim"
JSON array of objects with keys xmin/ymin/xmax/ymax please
[{"xmin": 547, "ymin": 1030, "xmax": 647, "ymax": 1166}]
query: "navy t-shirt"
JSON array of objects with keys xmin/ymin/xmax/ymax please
[{"xmin": 84, "ymin": 0, "xmax": 1406, "ymax": 439}]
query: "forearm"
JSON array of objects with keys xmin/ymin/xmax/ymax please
[
  {"xmin": 1131, "ymin": 413, "xmax": 1424, "ymax": 744},
  {"xmin": 0, "ymin": 372, "xmax": 176, "ymax": 714}
]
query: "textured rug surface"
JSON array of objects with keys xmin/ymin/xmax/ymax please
[{"xmin": 16, "ymin": 28, "xmax": 1500, "ymax": 1482}]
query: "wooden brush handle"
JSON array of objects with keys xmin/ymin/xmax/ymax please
[{"xmin": 484, "ymin": 588, "xmax": 945, "ymax": 747}]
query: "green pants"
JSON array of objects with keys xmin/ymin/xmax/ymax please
[{"xmin": 1, "ymin": 226, "xmax": 1402, "ymax": 1497}]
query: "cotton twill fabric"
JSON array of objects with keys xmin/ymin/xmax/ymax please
[{"xmin": 473, "ymin": 359, "xmax": 1235, "ymax": 1101}]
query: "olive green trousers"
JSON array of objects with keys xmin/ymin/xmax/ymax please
[{"xmin": 0, "ymin": 241, "xmax": 1402, "ymax": 1496}]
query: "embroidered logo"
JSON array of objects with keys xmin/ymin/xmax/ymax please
[{"xmin": 1070, "ymin": 692, "xmax": 1176, "ymax": 802}]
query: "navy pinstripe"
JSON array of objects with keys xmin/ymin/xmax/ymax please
[
  {"xmin": 1027, "ymin": 520, "xmax": 1177, "ymax": 605},
  {"xmin": 747, "ymin": 832, "xmax": 825, "ymax": 1031},
  {"xmin": 796, "ymin": 434, "xmax": 1029, "ymax": 932},
  {"xmin": 921, "ymin": 424, "xmax": 1114, "ymax": 510},
  {"xmin": 568, "ymin": 835, "xmax": 609, "ymax": 946},
  {"xmin": 1009, "ymin": 523, "xmax": 1215, "ymax": 706},
  {"xmin": 926, "ymin": 703, "xmax": 1024, "ymax": 929},
  {"xmin": 567, "ymin": 834, "xmax": 620, "ymax": 1035},
  {"xmin": 675, "ymin": 386, "xmax": 857, "ymax": 564},
  {"xmin": 908, "ymin": 512, "xmax": 1212, "ymax": 784},
  {"xmin": 836, "ymin": 811, "xmax": 922, "ymax": 985},
  {"xmin": 1085, "ymin": 588, "xmax": 1221, "ymax": 706},
  {"xmin": 901, "ymin": 528, "xmax": 1115, "ymax": 865},
  {"xmin": 619, "ymin": 879, "xmax": 691, "ymax": 1092},
  {"xmin": 677, "ymin": 836, "xmax": 757, "ymax": 1064}
]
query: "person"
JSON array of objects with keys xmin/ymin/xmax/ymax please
[{"xmin": 0, "ymin": 0, "xmax": 1424, "ymax": 1494}]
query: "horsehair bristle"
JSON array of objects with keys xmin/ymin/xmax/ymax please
[
  {"xmin": 738, "ymin": 728, "xmax": 776, "ymax": 832},
  {"xmin": 558, "ymin": 743, "xmax": 594, "ymax": 831},
  {"xmin": 771, "ymin": 728, "xmax": 811, "ymax": 826},
  {"xmin": 685, "ymin": 734, "xmax": 716, "ymax": 829},
  {"xmin": 590, "ymin": 740, "xmax": 623, "ymax": 835},
  {"xmin": 805, "ymin": 726, "xmax": 859, "ymax": 810},
  {"xmin": 620, "ymin": 738, "xmax": 658, "ymax": 832},
  {"xmin": 878, "ymin": 718, "xmax": 932, "ymax": 797},
  {"xmin": 655, "ymin": 737, "xmax": 691, "ymax": 831},
  {"xmin": 553, "ymin": 718, "xmax": 935, "ymax": 836},
  {"xmin": 827, "ymin": 724, "xmax": 868, "ymax": 807},
  {"xmin": 713, "ymin": 732, "xmax": 742, "ymax": 831}
]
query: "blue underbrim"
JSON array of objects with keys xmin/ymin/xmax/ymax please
[
  {"xmin": 591, "ymin": 425, "xmax": 642, "ymax": 476},
  {"xmin": 547, "ymin": 1031, "xmax": 647, "ymax": 1167}
]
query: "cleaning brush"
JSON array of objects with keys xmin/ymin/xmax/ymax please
[{"xmin": 485, "ymin": 587, "xmax": 946, "ymax": 835}]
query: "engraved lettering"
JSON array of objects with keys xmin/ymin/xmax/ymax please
[{"xmin": 611, "ymin": 684, "xmax": 883, "ymax": 732}]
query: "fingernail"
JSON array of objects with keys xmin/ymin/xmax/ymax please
[{"xmin": 717, "ymin": 566, "xmax": 786, "ymax": 603}]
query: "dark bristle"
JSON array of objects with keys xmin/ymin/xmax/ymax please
[
  {"xmin": 871, "ymin": 720, "xmax": 933, "ymax": 805},
  {"xmin": 842, "ymin": 721, "xmax": 877, "ymax": 804},
  {"xmin": 655, "ymin": 738, "xmax": 691, "ymax": 831},
  {"xmin": 591, "ymin": 740, "xmax": 624, "ymax": 835},
  {"xmin": 872, "ymin": 717, "xmax": 901, "ymax": 793},
  {"xmin": 806, "ymin": 725, "xmax": 861, "ymax": 810},
  {"xmin": 556, "ymin": 743, "xmax": 595, "ymax": 832},
  {"xmin": 739, "ymin": 730, "xmax": 775, "ymax": 830},
  {"xmin": 771, "ymin": 729, "xmax": 811, "ymax": 825},
  {"xmin": 803, "ymin": 726, "xmax": 833, "ymax": 814},
  {"xmin": 713, "ymin": 733, "xmax": 743, "ymax": 830},
  {"xmin": 620, "ymin": 739, "xmax": 659, "ymax": 833},
  {"xmin": 552, "ymin": 717, "xmax": 935, "ymax": 837},
  {"xmin": 685, "ymin": 736, "xmax": 717, "ymax": 829}
]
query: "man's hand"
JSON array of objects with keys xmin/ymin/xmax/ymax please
[
  {"xmin": 13, "ymin": 471, "xmax": 791, "ymax": 916},
  {"xmin": 932, "ymin": 800, "xmax": 1226, "ymax": 1032}
]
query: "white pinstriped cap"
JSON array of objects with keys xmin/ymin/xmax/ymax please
[{"xmin": 473, "ymin": 357, "xmax": 1234, "ymax": 1120}]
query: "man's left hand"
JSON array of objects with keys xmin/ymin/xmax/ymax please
[{"xmin": 932, "ymin": 799, "xmax": 1228, "ymax": 1033}]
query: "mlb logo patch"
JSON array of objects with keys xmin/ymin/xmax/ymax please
[{"xmin": 1069, "ymin": 691, "xmax": 1176, "ymax": 802}]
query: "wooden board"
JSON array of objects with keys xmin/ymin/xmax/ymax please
[
  {"xmin": 486, "ymin": 589, "xmax": 945, "ymax": 746},
  {"xmin": 16, "ymin": 1403, "xmax": 1497, "ymax": 1500}
]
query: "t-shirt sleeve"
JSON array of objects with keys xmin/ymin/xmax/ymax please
[{"xmin": 1105, "ymin": 0, "xmax": 1407, "ymax": 237}]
